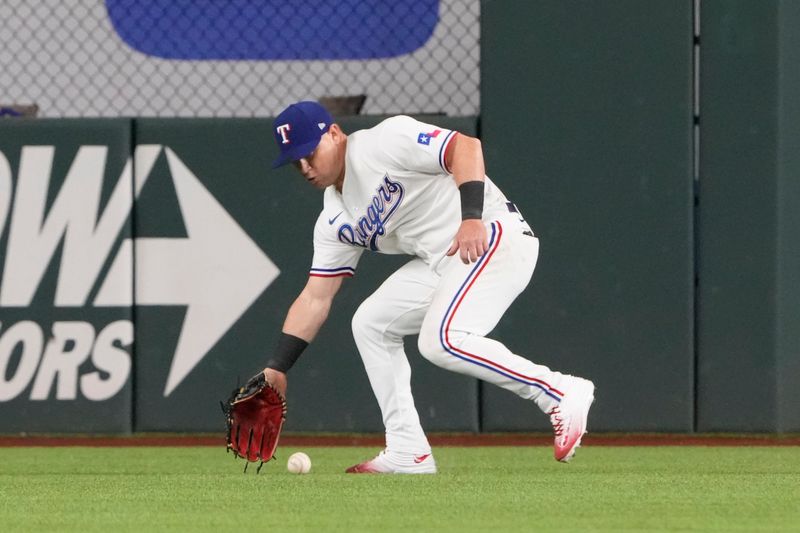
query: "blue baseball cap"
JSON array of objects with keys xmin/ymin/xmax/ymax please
[{"xmin": 271, "ymin": 101, "xmax": 333, "ymax": 168}]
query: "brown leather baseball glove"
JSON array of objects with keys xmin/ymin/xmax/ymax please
[{"xmin": 222, "ymin": 371, "xmax": 287, "ymax": 472}]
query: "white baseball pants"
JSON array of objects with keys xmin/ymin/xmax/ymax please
[{"xmin": 351, "ymin": 216, "xmax": 568, "ymax": 454}]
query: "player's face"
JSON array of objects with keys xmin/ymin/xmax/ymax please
[{"xmin": 293, "ymin": 125, "xmax": 346, "ymax": 191}]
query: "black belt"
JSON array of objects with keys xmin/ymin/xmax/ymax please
[{"xmin": 506, "ymin": 202, "xmax": 534, "ymax": 237}]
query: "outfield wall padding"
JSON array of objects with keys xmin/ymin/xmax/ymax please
[
  {"xmin": 0, "ymin": 116, "xmax": 480, "ymax": 434},
  {"xmin": 696, "ymin": 1, "xmax": 800, "ymax": 432},
  {"xmin": 480, "ymin": 1, "xmax": 695, "ymax": 431},
  {"xmin": 2, "ymin": 3, "xmax": 799, "ymax": 434},
  {"xmin": 0, "ymin": 120, "xmax": 134, "ymax": 433}
]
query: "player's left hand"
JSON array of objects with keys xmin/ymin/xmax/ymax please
[
  {"xmin": 447, "ymin": 219, "xmax": 489, "ymax": 264},
  {"xmin": 222, "ymin": 371, "xmax": 287, "ymax": 472}
]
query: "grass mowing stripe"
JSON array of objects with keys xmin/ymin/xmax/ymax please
[{"xmin": 1, "ymin": 446, "xmax": 798, "ymax": 532}]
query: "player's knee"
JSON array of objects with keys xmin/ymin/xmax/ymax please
[
  {"xmin": 417, "ymin": 319, "xmax": 444, "ymax": 362},
  {"xmin": 418, "ymin": 325, "xmax": 461, "ymax": 365},
  {"xmin": 351, "ymin": 299, "xmax": 381, "ymax": 341},
  {"xmin": 416, "ymin": 330, "xmax": 439, "ymax": 362},
  {"xmin": 351, "ymin": 303, "xmax": 370, "ymax": 340},
  {"xmin": 418, "ymin": 326, "xmax": 471, "ymax": 366},
  {"xmin": 417, "ymin": 316, "xmax": 439, "ymax": 358}
]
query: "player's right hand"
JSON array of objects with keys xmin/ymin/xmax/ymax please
[{"xmin": 446, "ymin": 219, "xmax": 489, "ymax": 264}]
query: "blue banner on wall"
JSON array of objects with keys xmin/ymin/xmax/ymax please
[{"xmin": 105, "ymin": 0, "xmax": 439, "ymax": 60}]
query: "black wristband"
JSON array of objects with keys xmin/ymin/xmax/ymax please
[
  {"xmin": 266, "ymin": 332, "xmax": 309, "ymax": 373},
  {"xmin": 459, "ymin": 180, "xmax": 484, "ymax": 220}
]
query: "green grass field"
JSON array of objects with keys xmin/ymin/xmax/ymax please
[{"xmin": 1, "ymin": 446, "xmax": 798, "ymax": 532}]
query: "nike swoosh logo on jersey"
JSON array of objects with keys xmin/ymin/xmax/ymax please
[
  {"xmin": 414, "ymin": 454, "xmax": 431, "ymax": 464},
  {"xmin": 328, "ymin": 211, "xmax": 343, "ymax": 225}
]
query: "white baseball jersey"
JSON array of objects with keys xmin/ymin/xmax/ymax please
[{"xmin": 309, "ymin": 115, "xmax": 512, "ymax": 278}]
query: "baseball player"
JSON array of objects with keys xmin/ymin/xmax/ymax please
[{"xmin": 263, "ymin": 101, "xmax": 595, "ymax": 473}]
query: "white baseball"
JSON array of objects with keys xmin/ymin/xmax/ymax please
[{"xmin": 287, "ymin": 452, "xmax": 311, "ymax": 474}]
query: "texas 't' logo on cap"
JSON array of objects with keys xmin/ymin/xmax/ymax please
[{"xmin": 276, "ymin": 123, "xmax": 292, "ymax": 144}]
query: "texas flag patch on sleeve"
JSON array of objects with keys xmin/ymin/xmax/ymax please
[{"xmin": 417, "ymin": 129, "xmax": 441, "ymax": 145}]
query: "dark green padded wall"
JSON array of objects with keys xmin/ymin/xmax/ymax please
[
  {"xmin": 776, "ymin": 0, "xmax": 800, "ymax": 432},
  {"xmin": 0, "ymin": 119, "xmax": 134, "ymax": 433},
  {"xmin": 480, "ymin": 1, "xmax": 695, "ymax": 431},
  {"xmin": 698, "ymin": 1, "xmax": 800, "ymax": 431},
  {"xmin": 3, "ymin": 3, "xmax": 798, "ymax": 435}
]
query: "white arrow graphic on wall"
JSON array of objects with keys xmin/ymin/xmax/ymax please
[{"xmin": 96, "ymin": 147, "xmax": 279, "ymax": 396}]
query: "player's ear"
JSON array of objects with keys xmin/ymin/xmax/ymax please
[{"xmin": 329, "ymin": 123, "xmax": 345, "ymax": 143}]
